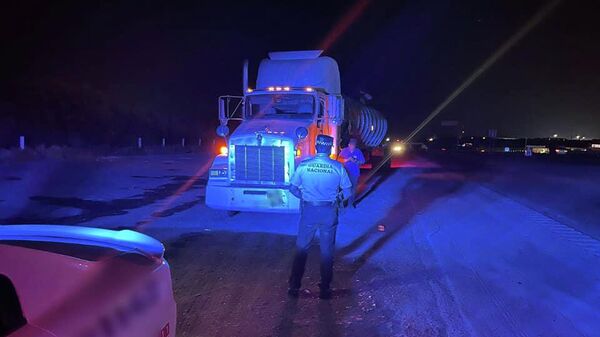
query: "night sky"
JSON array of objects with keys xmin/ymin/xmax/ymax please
[{"xmin": 1, "ymin": 0, "xmax": 599, "ymax": 146}]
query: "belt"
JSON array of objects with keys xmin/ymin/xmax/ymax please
[{"xmin": 302, "ymin": 200, "xmax": 337, "ymax": 207}]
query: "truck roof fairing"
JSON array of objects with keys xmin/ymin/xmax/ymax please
[
  {"xmin": 268, "ymin": 50, "xmax": 323, "ymax": 60},
  {"xmin": 257, "ymin": 50, "xmax": 341, "ymax": 95}
]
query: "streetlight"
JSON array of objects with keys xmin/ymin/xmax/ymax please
[
  {"xmin": 552, "ymin": 134, "xmax": 558, "ymax": 138},
  {"xmin": 576, "ymin": 135, "xmax": 581, "ymax": 140}
]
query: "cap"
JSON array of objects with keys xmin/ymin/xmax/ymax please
[{"xmin": 316, "ymin": 135, "xmax": 334, "ymax": 147}]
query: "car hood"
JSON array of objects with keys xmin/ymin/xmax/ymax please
[{"xmin": 0, "ymin": 225, "xmax": 164, "ymax": 259}]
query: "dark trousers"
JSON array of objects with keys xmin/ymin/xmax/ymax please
[
  {"xmin": 349, "ymin": 174, "xmax": 359, "ymax": 204},
  {"xmin": 289, "ymin": 203, "xmax": 339, "ymax": 290}
]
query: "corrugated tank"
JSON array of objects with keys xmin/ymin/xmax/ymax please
[{"xmin": 343, "ymin": 97, "xmax": 388, "ymax": 147}]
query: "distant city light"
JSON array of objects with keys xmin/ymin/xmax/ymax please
[
  {"xmin": 246, "ymin": 88, "xmax": 253, "ymax": 93},
  {"xmin": 283, "ymin": 86, "xmax": 290, "ymax": 91},
  {"xmin": 305, "ymin": 87, "xmax": 314, "ymax": 92},
  {"xmin": 385, "ymin": 137, "xmax": 390, "ymax": 142},
  {"xmin": 576, "ymin": 135, "xmax": 581, "ymax": 140},
  {"xmin": 428, "ymin": 137, "xmax": 434, "ymax": 142},
  {"xmin": 581, "ymin": 136, "xmax": 586, "ymax": 140},
  {"xmin": 267, "ymin": 87, "xmax": 275, "ymax": 91},
  {"xmin": 552, "ymin": 134, "xmax": 558, "ymax": 138},
  {"xmin": 482, "ymin": 136, "xmax": 486, "ymax": 140}
]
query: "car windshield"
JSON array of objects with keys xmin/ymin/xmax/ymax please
[{"xmin": 246, "ymin": 94, "xmax": 314, "ymax": 119}]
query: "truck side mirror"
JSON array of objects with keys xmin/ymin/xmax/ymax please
[
  {"xmin": 218, "ymin": 97, "xmax": 227, "ymax": 124},
  {"xmin": 216, "ymin": 125, "xmax": 229, "ymax": 137},
  {"xmin": 295, "ymin": 127, "xmax": 308, "ymax": 139}
]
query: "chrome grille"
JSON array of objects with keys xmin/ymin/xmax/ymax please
[{"xmin": 234, "ymin": 145, "xmax": 285, "ymax": 183}]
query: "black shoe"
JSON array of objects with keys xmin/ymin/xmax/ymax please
[
  {"xmin": 287, "ymin": 288, "xmax": 300, "ymax": 298},
  {"xmin": 319, "ymin": 288, "xmax": 333, "ymax": 300}
]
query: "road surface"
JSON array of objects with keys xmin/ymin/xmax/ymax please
[{"xmin": 1, "ymin": 152, "xmax": 599, "ymax": 337}]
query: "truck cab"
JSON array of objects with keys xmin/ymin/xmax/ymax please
[{"xmin": 206, "ymin": 50, "xmax": 344, "ymax": 213}]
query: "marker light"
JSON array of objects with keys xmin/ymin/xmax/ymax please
[
  {"xmin": 283, "ymin": 86, "xmax": 290, "ymax": 91},
  {"xmin": 219, "ymin": 146, "xmax": 228, "ymax": 155},
  {"xmin": 305, "ymin": 87, "xmax": 314, "ymax": 92},
  {"xmin": 267, "ymin": 87, "xmax": 275, "ymax": 91}
]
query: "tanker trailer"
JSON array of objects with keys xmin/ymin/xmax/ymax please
[
  {"xmin": 340, "ymin": 97, "xmax": 388, "ymax": 147},
  {"xmin": 339, "ymin": 97, "xmax": 389, "ymax": 167}
]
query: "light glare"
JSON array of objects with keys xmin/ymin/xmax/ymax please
[{"xmin": 219, "ymin": 146, "xmax": 228, "ymax": 155}]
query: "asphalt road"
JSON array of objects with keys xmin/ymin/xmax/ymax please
[{"xmin": 1, "ymin": 152, "xmax": 599, "ymax": 337}]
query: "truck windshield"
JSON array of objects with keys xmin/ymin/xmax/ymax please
[{"xmin": 246, "ymin": 94, "xmax": 314, "ymax": 119}]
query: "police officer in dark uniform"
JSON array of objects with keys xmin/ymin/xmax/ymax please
[{"xmin": 288, "ymin": 135, "xmax": 352, "ymax": 299}]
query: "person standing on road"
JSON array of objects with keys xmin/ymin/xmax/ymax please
[
  {"xmin": 338, "ymin": 138, "xmax": 365, "ymax": 207},
  {"xmin": 288, "ymin": 135, "xmax": 352, "ymax": 299}
]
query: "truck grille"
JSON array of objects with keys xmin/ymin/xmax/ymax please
[{"xmin": 234, "ymin": 145, "xmax": 285, "ymax": 183}]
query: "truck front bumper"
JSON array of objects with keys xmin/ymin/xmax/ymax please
[{"xmin": 205, "ymin": 182, "xmax": 301, "ymax": 213}]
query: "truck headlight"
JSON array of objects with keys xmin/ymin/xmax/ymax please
[{"xmin": 392, "ymin": 145, "xmax": 404, "ymax": 153}]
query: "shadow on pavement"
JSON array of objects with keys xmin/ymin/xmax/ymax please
[
  {"xmin": 1, "ymin": 175, "xmax": 206, "ymax": 225},
  {"xmin": 354, "ymin": 167, "xmax": 396, "ymax": 206},
  {"xmin": 165, "ymin": 231, "xmax": 382, "ymax": 337},
  {"xmin": 340, "ymin": 159, "xmax": 488, "ymax": 280}
]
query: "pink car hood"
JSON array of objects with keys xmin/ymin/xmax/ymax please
[{"xmin": 0, "ymin": 225, "xmax": 175, "ymax": 337}]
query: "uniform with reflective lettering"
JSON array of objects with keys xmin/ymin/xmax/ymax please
[{"xmin": 290, "ymin": 154, "xmax": 352, "ymax": 202}]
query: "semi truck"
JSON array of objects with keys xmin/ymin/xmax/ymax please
[{"xmin": 206, "ymin": 50, "xmax": 387, "ymax": 213}]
